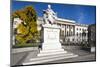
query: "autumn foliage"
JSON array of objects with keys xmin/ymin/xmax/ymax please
[{"xmin": 12, "ymin": 6, "xmax": 39, "ymax": 44}]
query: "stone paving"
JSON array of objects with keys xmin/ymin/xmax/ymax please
[
  {"xmin": 11, "ymin": 46, "xmax": 96, "ymax": 66},
  {"xmin": 44, "ymin": 46, "xmax": 95, "ymax": 64}
]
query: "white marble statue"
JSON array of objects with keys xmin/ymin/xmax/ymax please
[{"xmin": 43, "ymin": 5, "xmax": 57, "ymax": 25}]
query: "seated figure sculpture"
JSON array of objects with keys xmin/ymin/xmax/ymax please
[{"xmin": 43, "ymin": 5, "xmax": 57, "ymax": 25}]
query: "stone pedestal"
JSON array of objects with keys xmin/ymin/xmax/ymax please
[{"xmin": 38, "ymin": 24, "xmax": 67, "ymax": 56}]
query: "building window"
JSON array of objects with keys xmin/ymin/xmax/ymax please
[
  {"xmin": 82, "ymin": 29, "xmax": 84, "ymax": 31},
  {"xmin": 70, "ymin": 26, "xmax": 72, "ymax": 29},
  {"xmin": 85, "ymin": 29, "xmax": 86, "ymax": 31},
  {"xmin": 80, "ymin": 33, "xmax": 81, "ymax": 36},
  {"xmin": 80, "ymin": 28, "xmax": 81, "ymax": 31},
  {"xmin": 71, "ymin": 31, "xmax": 73, "ymax": 36},
  {"xmin": 72, "ymin": 38, "xmax": 74, "ymax": 41},
  {"xmin": 77, "ymin": 39, "xmax": 78, "ymax": 41},
  {"xmin": 67, "ymin": 31, "xmax": 68, "ymax": 36},
  {"xmin": 67, "ymin": 25, "xmax": 69, "ymax": 28},
  {"xmin": 80, "ymin": 39, "xmax": 82, "ymax": 41},
  {"xmin": 66, "ymin": 26, "xmax": 67, "ymax": 28},
  {"xmin": 77, "ymin": 32, "xmax": 78, "ymax": 36},
  {"xmin": 77, "ymin": 28, "xmax": 78, "ymax": 30}
]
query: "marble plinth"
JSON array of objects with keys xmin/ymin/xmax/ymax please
[{"xmin": 38, "ymin": 24, "xmax": 67, "ymax": 56}]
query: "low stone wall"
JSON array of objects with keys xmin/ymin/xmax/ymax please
[{"xmin": 12, "ymin": 47, "xmax": 38, "ymax": 53}]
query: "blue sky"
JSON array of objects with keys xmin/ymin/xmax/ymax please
[{"xmin": 12, "ymin": 1, "xmax": 96, "ymax": 25}]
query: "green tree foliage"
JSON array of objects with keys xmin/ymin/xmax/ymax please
[{"xmin": 12, "ymin": 6, "xmax": 39, "ymax": 44}]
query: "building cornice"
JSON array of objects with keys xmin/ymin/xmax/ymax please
[{"xmin": 37, "ymin": 17, "xmax": 88, "ymax": 26}]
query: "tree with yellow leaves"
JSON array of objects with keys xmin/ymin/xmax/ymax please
[{"xmin": 12, "ymin": 6, "xmax": 39, "ymax": 44}]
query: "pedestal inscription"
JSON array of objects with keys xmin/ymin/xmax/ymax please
[
  {"xmin": 47, "ymin": 29, "xmax": 57, "ymax": 40},
  {"xmin": 43, "ymin": 25, "xmax": 60, "ymax": 43}
]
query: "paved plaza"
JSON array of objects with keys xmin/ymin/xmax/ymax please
[{"xmin": 11, "ymin": 46, "xmax": 96, "ymax": 66}]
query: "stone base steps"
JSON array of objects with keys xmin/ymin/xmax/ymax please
[
  {"xmin": 38, "ymin": 49, "xmax": 67, "ymax": 56},
  {"xmin": 40, "ymin": 49, "xmax": 65, "ymax": 53},
  {"xmin": 22, "ymin": 52, "xmax": 78, "ymax": 65}
]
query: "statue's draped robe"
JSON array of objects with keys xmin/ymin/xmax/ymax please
[{"xmin": 43, "ymin": 8, "xmax": 57, "ymax": 24}]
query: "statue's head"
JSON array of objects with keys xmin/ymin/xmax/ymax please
[{"xmin": 48, "ymin": 4, "xmax": 51, "ymax": 9}]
